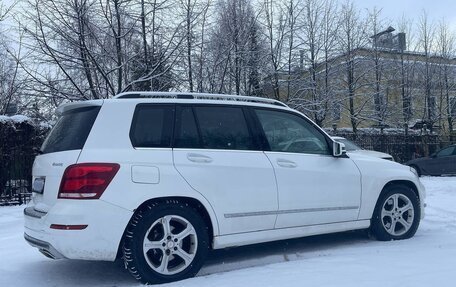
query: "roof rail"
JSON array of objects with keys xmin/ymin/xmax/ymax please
[{"xmin": 114, "ymin": 92, "xmax": 288, "ymax": 108}]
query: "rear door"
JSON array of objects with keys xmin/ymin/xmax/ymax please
[
  {"xmin": 31, "ymin": 103, "xmax": 102, "ymax": 212},
  {"xmin": 172, "ymin": 104, "xmax": 278, "ymax": 235}
]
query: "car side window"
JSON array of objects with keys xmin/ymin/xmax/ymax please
[
  {"xmin": 130, "ymin": 105, "xmax": 174, "ymax": 148},
  {"xmin": 255, "ymin": 109, "xmax": 330, "ymax": 155},
  {"xmin": 192, "ymin": 106, "xmax": 255, "ymax": 150},
  {"xmin": 174, "ymin": 106, "xmax": 201, "ymax": 148},
  {"xmin": 437, "ymin": 146, "xmax": 455, "ymax": 157}
]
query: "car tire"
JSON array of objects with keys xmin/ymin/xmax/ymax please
[
  {"xmin": 122, "ymin": 200, "xmax": 209, "ymax": 284},
  {"xmin": 370, "ymin": 185, "xmax": 420, "ymax": 241},
  {"xmin": 409, "ymin": 165, "xmax": 421, "ymax": 177}
]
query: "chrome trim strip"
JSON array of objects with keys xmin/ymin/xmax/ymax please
[
  {"xmin": 114, "ymin": 91, "xmax": 289, "ymax": 107},
  {"xmin": 224, "ymin": 206, "xmax": 359, "ymax": 218}
]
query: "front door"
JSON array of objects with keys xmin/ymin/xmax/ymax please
[{"xmin": 253, "ymin": 108, "xmax": 362, "ymax": 229}]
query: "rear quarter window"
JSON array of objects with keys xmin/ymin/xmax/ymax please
[
  {"xmin": 130, "ymin": 105, "xmax": 174, "ymax": 148},
  {"xmin": 41, "ymin": 106, "xmax": 101, "ymax": 154}
]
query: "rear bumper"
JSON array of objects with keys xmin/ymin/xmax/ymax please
[
  {"xmin": 24, "ymin": 233, "xmax": 65, "ymax": 259},
  {"xmin": 24, "ymin": 200, "xmax": 133, "ymax": 261}
]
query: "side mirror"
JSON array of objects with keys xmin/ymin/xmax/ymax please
[{"xmin": 333, "ymin": 141, "xmax": 346, "ymax": 157}]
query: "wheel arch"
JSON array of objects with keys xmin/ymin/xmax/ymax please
[
  {"xmin": 116, "ymin": 196, "xmax": 217, "ymax": 260},
  {"xmin": 368, "ymin": 180, "xmax": 420, "ymax": 220},
  {"xmin": 382, "ymin": 180, "xmax": 419, "ymax": 199}
]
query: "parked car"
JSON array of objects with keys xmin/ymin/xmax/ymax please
[
  {"xmin": 332, "ymin": 136, "xmax": 394, "ymax": 161},
  {"xmin": 24, "ymin": 92, "xmax": 425, "ymax": 284},
  {"xmin": 406, "ymin": 144, "xmax": 456, "ymax": 177}
]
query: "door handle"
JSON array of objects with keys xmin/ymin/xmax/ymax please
[
  {"xmin": 187, "ymin": 153, "xmax": 213, "ymax": 163},
  {"xmin": 277, "ymin": 159, "xmax": 297, "ymax": 168}
]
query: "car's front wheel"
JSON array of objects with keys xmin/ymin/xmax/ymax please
[
  {"xmin": 370, "ymin": 185, "xmax": 420, "ymax": 241},
  {"xmin": 122, "ymin": 201, "xmax": 209, "ymax": 284}
]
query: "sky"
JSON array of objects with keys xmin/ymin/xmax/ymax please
[
  {"xmin": 351, "ymin": 0, "xmax": 456, "ymax": 30},
  {"xmin": 2, "ymin": 0, "xmax": 456, "ymax": 28},
  {"xmin": 2, "ymin": 0, "xmax": 456, "ymax": 48}
]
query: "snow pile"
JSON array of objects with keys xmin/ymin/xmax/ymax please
[
  {"xmin": 0, "ymin": 114, "xmax": 33, "ymax": 124},
  {"xmin": 0, "ymin": 177, "xmax": 455, "ymax": 286},
  {"xmin": 39, "ymin": 122, "xmax": 53, "ymax": 129}
]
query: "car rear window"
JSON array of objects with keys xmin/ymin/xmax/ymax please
[{"xmin": 40, "ymin": 106, "xmax": 101, "ymax": 154}]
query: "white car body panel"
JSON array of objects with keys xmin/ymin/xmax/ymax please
[
  {"xmin": 349, "ymin": 149, "xmax": 393, "ymax": 160},
  {"xmin": 264, "ymin": 152, "xmax": 362, "ymax": 228},
  {"xmin": 347, "ymin": 153, "xmax": 425, "ymax": 220},
  {"xmin": 174, "ymin": 149, "xmax": 278, "ymax": 235}
]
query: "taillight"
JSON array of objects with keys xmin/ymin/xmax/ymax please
[{"xmin": 58, "ymin": 163, "xmax": 120, "ymax": 199}]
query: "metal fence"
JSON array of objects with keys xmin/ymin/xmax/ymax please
[
  {"xmin": 0, "ymin": 120, "xmax": 48, "ymax": 206},
  {"xmin": 328, "ymin": 130, "xmax": 454, "ymax": 163}
]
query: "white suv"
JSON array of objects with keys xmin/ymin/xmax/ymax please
[{"xmin": 24, "ymin": 92, "xmax": 425, "ymax": 284}]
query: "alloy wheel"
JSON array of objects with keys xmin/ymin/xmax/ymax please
[
  {"xmin": 142, "ymin": 215, "xmax": 198, "ymax": 275},
  {"xmin": 381, "ymin": 194, "xmax": 415, "ymax": 236}
]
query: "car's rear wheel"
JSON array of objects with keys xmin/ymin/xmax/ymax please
[
  {"xmin": 370, "ymin": 185, "xmax": 420, "ymax": 241},
  {"xmin": 122, "ymin": 201, "xmax": 209, "ymax": 284}
]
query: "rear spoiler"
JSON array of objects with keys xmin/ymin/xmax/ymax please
[{"xmin": 56, "ymin": 100, "xmax": 104, "ymax": 116}]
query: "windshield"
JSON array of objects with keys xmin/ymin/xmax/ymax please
[
  {"xmin": 335, "ymin": 138, "xmax": 361, "ymax": 151},
  {"xmin": 40, "ymin": 106, "xmax": 100, "ymax": 154}
]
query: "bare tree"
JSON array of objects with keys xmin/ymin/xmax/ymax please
[
  {"xmin": 367, "ymin": 7, "xmax": 389, "ymax": 127},
  {"xmin": 417, "ymin": 10, "xmax": 436, "ymax": 131},
  {"xmin": 337, "ymin": 0, "xmax": 369, "ymax": 136},
  {"xmin": 396, "ymin": 15, "xmax": 417, "ymax": 134},
  {"xmin": 19, "ymin": 0, "xmax": 186, "ymax": 101},
  {"xmin": 0, "ymin": 0, "xmax": 18, "ymax": 22},
  {"xmin": 209, "ymin": 0, "xmax": 262, "ymax": 95},
  {"xmin": 130, "ymin": 0, "xmax": 184, "ymax": 92},
  {"xmin": 176, "ymin": 0, "xmax": 212, "ymax": 92},
  {"xmin": 262, "ymin": 0, "xmax": 287, "ymax": 100},
  {"xmin": 283, "ymin": 0, "xmax": 303, "ymax": 99},
  {"xmin": 435, "ymin": 18, "xmax": 455, "ymax": 135},
  {"xmin": 0, "ymin": 44, "xmax": 22, "ymax": 114},
  {"xmin": 297, "ymin": 0, "xmax": 327, "ymax": 126},
  {"xmin": 321, "ymin": 0, "xmax": 340, "ymax": 125}
]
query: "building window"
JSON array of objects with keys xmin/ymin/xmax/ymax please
[{"xmin": 332, "ymin": 101, "xmax": 341, "ymax": 121}]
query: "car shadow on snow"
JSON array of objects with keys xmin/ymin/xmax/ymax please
[
  {"xmin": 20, "ymin": 230, "xmax": 370, "ymax": 286},
  {"xmin": 200, "ymin": 230, "xmax": 370, "ymax": 276},
  {"xmin": 18, "ymin": 258, "xmax": 136, "ymax": 286}
]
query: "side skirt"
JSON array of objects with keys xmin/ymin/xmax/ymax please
[{"xmin": 213, "ymin": 220, "xmax": 370, "ymax": 249}]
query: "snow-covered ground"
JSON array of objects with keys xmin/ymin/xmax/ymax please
[{"xmin": 1, "ymin": 177, "xmax": 455, "ymax": 286}]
